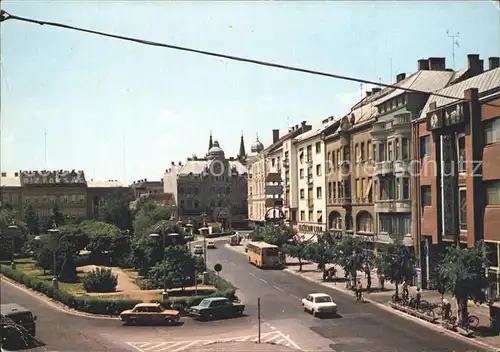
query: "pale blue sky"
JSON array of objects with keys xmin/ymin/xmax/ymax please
[{"xmin": 1, "ymin": 1, "xmax": 499, "ymax": 184}]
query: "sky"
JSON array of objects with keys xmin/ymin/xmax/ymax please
[{"xmin": 1, "ymin": 1, "xmax": 499, "ymax": 185}]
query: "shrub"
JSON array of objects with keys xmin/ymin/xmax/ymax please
[{"xmin": 83, "ymin": 268, "xmax": 118, "ymax": 293}]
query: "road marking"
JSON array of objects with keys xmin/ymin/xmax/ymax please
[
  {"xmin": 126, "ymin": 331, "xmax": 300, "ymax": 351},
  {"xmin": 230, "ymin": 262, "xmax": 237, "ymax": 266},
  {"xmin": 249, "ymin": 272, "xmax": 256, "ymax": 277},
  {"xmin": 290, "ymin": 294, "xmax": 300, "ymax": 300},
  {"xmin": 260, "ymin": 278, "xmax": 268, "ymax": 283},
  {"xmin": 273, "ymin": 285, "xmax": 284, "ymax": 292}
]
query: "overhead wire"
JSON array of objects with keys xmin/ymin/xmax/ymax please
[{"xmin": 1, "ymin": 9, "xmax": 499, "ymax": 109}]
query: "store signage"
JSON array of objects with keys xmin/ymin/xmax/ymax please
[
  {"xmin": 265, "ymin": 185, "xmax": 283, "ymax": 196},
  {"xmin": 298, "ymin": 224, "xmax": 325, "ymax": 234},
  {"xmin": 426, "ymin": 102, "xmax": 469, "ymax": 131},
  {"xmin": 440, "ymin": 134, "xmax": 458, "ymax": 236}
]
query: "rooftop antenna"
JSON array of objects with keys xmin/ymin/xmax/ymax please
[
  {"xmin": 44, "ymin": 128, "xmax": 47, "ymax": 168},
  {"xmin": 446, "ymin": 30, "xmax": 460, "ymax": 69}
]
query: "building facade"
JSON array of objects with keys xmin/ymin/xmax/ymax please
[
  {"xmin": 247, "ymin": 136, "xmax": 266, "ymax": 225},
  {"xmin": 176, "ymin": 134, "xmax": 248, "ymax": 227},
  {"xmin": 0, "ymin": 172, "xmax": 22, "ymax": 216},
  {"xmin": 130, "ymin": 179, "xmax": 164, "ymax": 199},
  {"xmin": 87, "ymin": 180, "xmax": 134, "ymax": 219},
  {"xmin": 412, "ymin": 63, "xmax": 500, "ymax": 290}
]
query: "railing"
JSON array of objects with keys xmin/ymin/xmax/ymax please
[{"xmin": 375, "ymin": 161, "xmax": 393, "ymax": 175}]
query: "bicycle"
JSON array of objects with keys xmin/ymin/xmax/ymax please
[
  {"xmin": 442, "ymin": 312, "xmax": 479, "ymax": 329},
  {"xmin": 391, "ymin": 294, "xmax": 408, "ymax": 305}
]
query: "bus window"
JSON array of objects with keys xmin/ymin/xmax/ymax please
[{"xmin": 264, "ymin": 248, "xmax": 279, "ymax": 257}]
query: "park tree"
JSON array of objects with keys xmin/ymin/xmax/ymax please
[
  {"xmin": 132, "ymin": 200, "xmax": 172, "ymax": 238},
  {"xmin": 374, "ymin": 240, "xmax": 415, "ymax": 296},
  {"xmin": 50, "ymin": 205, "xmax": 66, "ymax": 227},
  {"xmin": 303, "ymin": 233, "xmax": 338, "ymax": 280},
  {"xmin": 32, "ymin": 235, "xmax": 77, "ymax": 281},
  {"xmin": 437, "ymin": 243, "xmax": 489, "ymax": 328},
  {"xmin": 282, "ymin": 241, "xmax": 309, "ymax": 271},
  {"xmin": 262, "ymin": 224, "xmax": 294, "ymax": 247},
  {"xmin": 79, "ymin": 220, "xmax": 130, "ymax": 264},
  {"xmin": 23, "ymin": 205, "xmax": 40, "ymax": 236},
  {"xmin": 99, "ymin": 190, "xmax": 133, "ymax": 231}
]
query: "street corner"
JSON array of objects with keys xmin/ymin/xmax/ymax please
[{"xmin": 125, "ymin": 330, "xmax": 302, "ymax": 352}]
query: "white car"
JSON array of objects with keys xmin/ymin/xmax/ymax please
[
  {"xmin": 207, "ymin": 240, "xmax": 215, "ymax": 249},
  {"xmin": 301, "ymin": 293, "xmax": 337, "ymax": 317},
  {"xmin": 193, "ymin": 244, "xmax": 204, "ymax": 255}
]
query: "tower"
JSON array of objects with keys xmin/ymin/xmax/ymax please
[
  {"xmin": 238, "ymin": 132, "xmax": 246, "ymax": 161},
  {"xmin": 208, "ymin": 131, "xmax": 213, "ymax": 151}
]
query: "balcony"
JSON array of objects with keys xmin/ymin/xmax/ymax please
[
  {"xmin": 374, "ymin": 200, "xmax": 411, "ymax": 213},
  {"xmin": 307, "ymin": 198, "xmax": 314, "ymax": 208},
  {"xmin": 393, "ymin": 113, "xmax": 411, "ymax": 126},
  {"xmin": 374, "ymin": 161, "xmax": 393, "ymax": 176},
  {"xmin": 283, "ymin": 158, "xmax": 289, "ymax": 168},
  {"xmin": 306, "ymin": 156, "xmax": 313, "ymax": 166},
  {"xmin": 307, "ymin": 175, "xmax": 314, "ymax": 185},
  {"xmin": 328, "ymin": 197, "xmax": 351, "ymax": 206},
  {"xmin": 393, "ymin": 160, "xmax": 411, "ymax": 175}
]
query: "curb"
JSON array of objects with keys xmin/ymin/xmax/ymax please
[
  {"xmin": 224, "ymin": 243, "xmax": 248, "ymax": 256},
  {"xmin": 283, "ymin": 269, "xmax": 500, "ymax": 352},
  {"xmin": 1, "ymin": 275, "xmax": 118, "ymax": 320}
]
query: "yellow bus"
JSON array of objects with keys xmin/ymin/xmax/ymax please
[{"xmin": 246, "ymin": 241, "xmax": 281, "ymax": 269}]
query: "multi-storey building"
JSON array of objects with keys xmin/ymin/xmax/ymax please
[
  {"xmin": 412, "ymin": 62, "xmax": 500, "ymax": 291},
  {"xmin": 0, "ymin": 172, "xmax": 22, "ymax": 213},
  {"xmin": 87, "ymin": 180, "xmax": 134, "ymax": 219},
  {"xmin": 294, "ymin": 118, "xmax": 337, "ymax": 240},
  {"xmin": 20, "ymin": 170, "xmax": 88, "ymax": 221},
  {"xmin": 264, "ymin": 130, "xmax": 285, "ymax": 222},
  {"xmin": 174, "ymin": 134, "xmax": 248, "ymax": 228},
  {"xmin": 247, "ymin": 136, "xmax": 266, "ymax": 225},
  {"xmin": 130, "ymin": 179, "xmax": 164, "ymax": 199}
]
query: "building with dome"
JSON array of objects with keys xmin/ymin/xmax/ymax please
[{"xmin": 163, "ymin": 132, "xmax": 248, "ymax": 228}]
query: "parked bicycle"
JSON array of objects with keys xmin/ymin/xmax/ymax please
[
  {"xmin": 392, "ymin": 294, "xmax": 435, "ymax": 318},
  {"xmin": 441, "ymin": 312, "xmax": 479, "ymax": 329}
]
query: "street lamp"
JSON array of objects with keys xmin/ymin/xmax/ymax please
[
  {"xmin": 149, "ymin": 232, "xmax": 168, "ymax": 300},
  {"xmin": 7, "ymin": 225, "xmax": 18, "ymax": 269}
]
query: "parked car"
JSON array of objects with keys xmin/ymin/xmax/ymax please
[
  {"xmin": 301, "ymin": 293, "xmax": 337, "ymax": 317},
  {"xmin": 1, "ymin": 304, "xmax": 36, "ymax": 337},
  {"xmin": 193, "ymin": 244, "xmax": 204, "ymax": 255},
  {"xmin": 1, "ymin": 326, "xmax": 46, "ymax": 352},
  {"xmin": 207, "ymin": 240, "xmax": 216, "ymax": 249},
  {"xmin": 188, "ymin": 297, "xmax": 245, "ymax": 320},
  {"xmin": 119, "ymin": 303, "xmax": 180, "ymax": 325}
]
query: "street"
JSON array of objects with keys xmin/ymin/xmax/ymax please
[{"xmin": 0, "ymin": 237, "xmax": 485, "ymax": 352}]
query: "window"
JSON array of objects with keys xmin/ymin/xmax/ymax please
[
  {"xmin": 272, "ymin": 158, "xmax": 275, "ymax": 167},
  {"xmin": 379, "ymin": 214, "xmax": 411, "ymax": 235},
  {"xmin": 356, "ymin": 179, "xmax": 361, "ymax": 199},
  {"xmin": 194, "ymin": 200, "xmax": 199, "ymax": 208},
  {"xmin": 459, "ymin": 189, "xmax": 467, "ymax": 231},
  {"xmin": 316, "ymin": 164, "xmax": 321, "ymax": 176},
  {"xmin": 300, "ymin": 189, "xmax": 305, "ymax": 199},
  {"xmin": 402, "ymin": 137, "xmax": 409, "ymax": 159},
  {"xmin": 316, "ymin": 187, "xmax": 322, "ymax": 199},
  {"xmin": 327, "ymin": 152, "xmax": 331, "ymax": 170},
  {"xmin": 486, "ymin": 181, "xmax": 500, "ymax": 205},
  {"xmin": 458, "ymin": 134, "xmax": 466, "ymax": 173},
  {"xmin": 388, "ymin": 141, "xmax": 393, "ymax": 161},
  {"xmin": 300, "ymin": 211, "xmax": 305, "ymax": 221},
  {"xmin": 360, "ymin": 142, "xmax": 365, "ymax": 161},
  {"xmin": 338, "ymin": 182, "xmax": 343, "ymax": 199},
  {"xmin": 308, "ymin": 210, "xmax": 313, "ymax": 221},
  {"xmin": 420, "ymin": 135, "xmax": 430, "ymax": 158},
  {"xmin": 367, "ymin": 141, "xmax": 372, "ymax": 161},
  {"xmin": 421, "ymin": 186, "xmax": 431, "ymax": 207},
  {"xmin": 395, "ymin": 178, "xmax": 401, "ymax": 200},
  {"xmin": 316, "ymin": 142, "xmax": 321, "ymax": 153},
  {"xmin": 355, "ymin": 144, "xmax": 359, "ymax": 163},
  {"xmin": 300, "ymin": 169, "xmax": 304, "ymax": 179},
  {"xmin": 299, "ymin": 149, "xmax": 304, "ymax": 163},
  {"xmin": 395, "ymin": 139, "xmax": 400, "ymax": 160},
  {"xmin": 379, "ymin": 143, "xmax": 386, "ymax": 162},
  {"xmin": 336, "ymin": 150, "xmax": 341, "ymax": 165},
  {"xmin": 485, "ymin": 118, "xmax": 500, "ymax": 145},
  {"xmin": 403, "ymin": 178, "xmax": 410, "ymax": 200},
  {"xmin": 328, "ymin": 182, "xmax": 332, "ymax": 200}
]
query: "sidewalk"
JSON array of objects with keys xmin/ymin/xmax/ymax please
[{"xmin": 283, "ymin": 257, "xmax": 500, "ymax": 349}]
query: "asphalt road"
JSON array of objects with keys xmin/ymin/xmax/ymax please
[{"xmin": 206, "ymin": 239, "xmax": 484, "ymax": 352}]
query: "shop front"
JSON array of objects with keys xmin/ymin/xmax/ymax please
[{"xmin": 297, "ymin": 222, "xmax": 326, "ymax": 242}]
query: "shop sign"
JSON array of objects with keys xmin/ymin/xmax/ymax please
[
  {"xmin": 298, "ymin": 224, "xmax": 325, "ymax": 234},
  {"xmin": 426, "ymin": 102, "xmax": 469, "ymax": 130},
  {"xmin": 440, "ymin": 134, "xmax": 458, "ymax": 236},
  {"xmin": 415, "ymin": 267, "xmax": 422, "ymax": 289}
]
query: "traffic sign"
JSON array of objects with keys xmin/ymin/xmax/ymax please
[{"xmin": 214, "ymin": 263, "xmax": 222, "ymax": 272}]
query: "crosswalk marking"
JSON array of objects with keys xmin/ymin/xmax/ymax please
[{"xmin": 127, "ymin": 331, "xmax": 301, "ymax": 351}]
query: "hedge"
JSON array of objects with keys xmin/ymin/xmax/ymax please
[
  {"xmin": 0, "ymin": 265, "xmax": 141, "ymax": 316},
  {"xmin": 1, "ymin": 265, "xmax": 238, "ymax": 316}
]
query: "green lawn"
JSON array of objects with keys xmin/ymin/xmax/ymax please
[{"xmin": 13, "ymin": 258, "xmax": 86, "ymax": 295}]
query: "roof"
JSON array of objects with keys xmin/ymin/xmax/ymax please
[
  {"xmin": 178, "ymin": 160, "xmax": 247, "ymax": 176},
  {"xmin": 419, "ymin": 67, "xmax": 500, "ymax": 119},
  {"xmin": 375, "ymin": 70, "xmax": 455, "ymax": 106},
  {"xmin": 0, "ymin": 176, "xmax": 21, "ymax": 187},
  {"xmin": 293, "ymin": 118, "xmax": 339, "ymax": 144},
  {"xmin": 248, "ymin": 241, "xmax": 278, "ymax": 248},
  {"xmin": 201, "ymin": 297, "xmax": 230, "ymax": 301},
  {"xmin": 134, "ymin": 303, "xmax": 161, "ymax": 308},
  {"xmin": 1, "ymin": 304, "xmax": 30, "ymax": 315},
  {"xmin": 309, "ymin": 293, "xmax": 331, "ymax": 297},
  {"xmin": 87, "ymin": 180, "xmax": 122, "ymax": 188}
]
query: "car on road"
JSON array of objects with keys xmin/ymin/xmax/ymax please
[
  {"xmin": 0, "ymin": 325, "xmax": 46, "ymax": 352},
  {"xmin": 119, "ymin": 303, "xmax": 180, "ymax": 325},
  {"xmin": 188, "ymin": 297, "xmax": 245, "ymax": 321},
  {"xmin": 301, "ymin": 293, "xmax": 337, "ymax": 317},
  {"xmin": 193, "ymin": 244, "xmax": 204, "ymax": 255},
  {"xmin": 1, "ymin": 304, "xmax": 36, "ymax": 337},
  {"xmin": 207, "ymin": 240, "xmax": 215, "ymax": 249}
]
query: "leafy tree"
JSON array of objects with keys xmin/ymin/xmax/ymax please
[
  {"xmin": 282, "ymin": 241, "xmax": 309, "ymax": 271},
  {"xmin": 262, "ymin": 224, "xmax": 294, "ymax": 247},
  {"xmin": 374, "ymin": 240, "xmax": 415, "ymax": 297},
  {"xmin": 50, "ymin": 205, "xmax": 66, "ymax": 228},
  {"xmin": 23, "ymin": 206, "xmax": 40, "ymax": 236},
  {"xmin": 99, "ymin": 189, "xmax": 133, "ymax": 231},
  {"xmin": 437, "ymin": 243, "xmax": 489, "ymax": 327},
  {"xmin": 303, "ymin": 234, "xmax": 338, "ymax": 280},
  {"xmin": 58, "ymin": 249, "xmax": 78, "ymax": 283},
  {"xmin": 79, "ymin": 220, "xmax": 130, "ymax": 264},
  {"xmin": 31, "ymin": 235, "xmax": 77, "ymax": 281},
  {"xmin": 336, "ymin": 236, "xmax": 369, "ymax": 286},
  {"xmin": 57, "ymin": 223, "xmax": 89, "ymax": 253},
  {"xmin": 132, "ymin": 200, "xmax": 172, "ymax": 237},
  {"xmin": 83, "ymin": 268, "xmax": 118, "ymax": 292}
]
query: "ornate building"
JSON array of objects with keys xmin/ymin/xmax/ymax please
[{"xmin": 165, "ymin": 133, "xmax": 249, "ymax": 228}]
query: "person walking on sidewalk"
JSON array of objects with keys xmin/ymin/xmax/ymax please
[
  {"xmin": 355, "ymin": 281, "xmax": 363, "ymax": 302},
  {"xmin": 402, "ymin": 280, "xmax": 409, "ymax": 301}
]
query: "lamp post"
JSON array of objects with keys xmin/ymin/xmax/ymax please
[
  {"xmin": 149, "ymin": 232, "xmax": 168, "ymax": 300},
  {"xmin": 7, "ymin": 225, "xmax": 18, "ymax": 269}
]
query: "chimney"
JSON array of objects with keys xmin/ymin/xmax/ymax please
[
  {"xmin": 372, "ymin": 88, "xmax": 381, "ymax": 94},
  {"xmin": 417, "ymin": 59, "xmax": 429, "ymax": 71},
  {"xmin": 396, "ymin": 73, "xmax": 406, "ymax": 82},
  {"xmin": 272, "ymin": 129, "xmax": 280, "ymax": 143},
  {"xmin": 171, "ymin": 161, "xmax": 175, "ymax": 166},
  {"xmin": 178, "ymin": 162, "xmax": 182, "ymax": 166},
  {"xmin": 428, "ymin": 57, "xmax": 446, "ymax": 71},
  {"xmin": 301, "ymin": 121, "xmax": 307, "ymax": 133},
  {"xmin": 14, "ymin": 172, "xmax": 18, "ymax": 177},
  {"xmin": 467, "ymin": 54, "xmax": 483, "ymax": 74},
  {"xmin": 489, "ymin": 57, "xmax": 500, "ymax": 70},
  {"xmin": 366, "ymin": 91, "xmax": 372, "ymax": 97},
  {"xmin": 1, "ymin": 172, "xmax": 5, "ymax": 177}
]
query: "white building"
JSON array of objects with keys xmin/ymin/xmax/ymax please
[
  {"xmin": 163, "ymin": 162, "xmax": 183, "ymax": 206},
  {"xmin": 293, "ymin": 117, "xmax": 339, "ymax": 240}
]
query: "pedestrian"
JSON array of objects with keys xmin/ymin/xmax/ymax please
[{"xmin": 402, "ymin": 280, "xmax": 409, "ymax": 300}]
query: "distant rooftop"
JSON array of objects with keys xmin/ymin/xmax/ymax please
[{"xmin": 87, "ymin": 180, "xmax": 123, "ymax": 188}]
